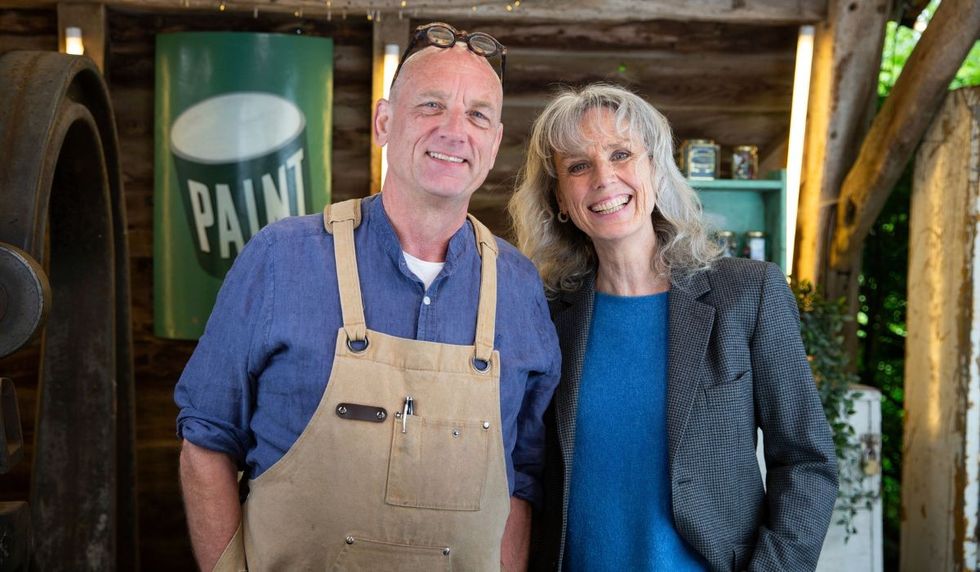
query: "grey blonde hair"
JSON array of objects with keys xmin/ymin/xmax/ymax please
[{"xmin": 508, "ymin": 83, "xmax": 721, "ymax": 296}]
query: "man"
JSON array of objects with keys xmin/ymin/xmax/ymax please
[{"xmin": 175, "ymin": 22, "xmax": 561, "ymax": 571}]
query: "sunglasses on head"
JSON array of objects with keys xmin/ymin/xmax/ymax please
[{"xmin": 392, "ymin": 22, "xmax": 507, "ymax": 85}]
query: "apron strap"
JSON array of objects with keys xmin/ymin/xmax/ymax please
[
  {"xmin": 466, "ymin": 214, "xmax": 498, "ymax": 365},
  {"xmin": 323, "ymin": 199, "xmax": 367, "ymax": 344},
  {"xmin": 323, "ymin": 199, "xmax": 497, "ymax": 362}
]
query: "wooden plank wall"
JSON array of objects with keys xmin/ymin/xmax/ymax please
[
  {"xmin": 448, "ymin": 18, "xmax": 797, "ymax": 232},
  {"xmin": 0, "ymin": 9, "xmax": 795, "ymax": 569}
]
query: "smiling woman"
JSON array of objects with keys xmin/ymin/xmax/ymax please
[
  {"xmin": 553, "ymin": 108, "xmax": 658, "ymax": 266},
  {"xmin": 509, "ymin": 83, "xmax": 840, "ymax": 572}
]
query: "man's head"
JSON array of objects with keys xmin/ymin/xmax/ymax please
[{"xmin": 374, "ymin": 24, "xmax": 505, "ymax": 207}]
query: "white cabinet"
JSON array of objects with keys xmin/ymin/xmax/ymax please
[{"xmin": 755, "ymin": 385, "xmax": 882, "ymax": 571}]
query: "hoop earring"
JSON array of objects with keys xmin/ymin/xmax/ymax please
[{"xmin": 557, "ymin": 211, "xmax": 569, "ymax": 223}]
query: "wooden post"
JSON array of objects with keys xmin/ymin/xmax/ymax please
[
  {"xmin": 901, "ymin": 87, "xmax": 980, "ymax": 571},
  {"xmin": 57, "ymin": 3, "xmax": 106, "ymax": 73},
  {"xmin": 370, "ymin": 15, "xmax": 409, "ymax": 196},
  {"xmin": 829, "ymin": 0, "xmax": 980, "ymax": 281},
  {"xmin": 793, "ymin": 0, "xmax": 889, "ymax": 288}
]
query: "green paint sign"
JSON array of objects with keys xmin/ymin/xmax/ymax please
[{"xmin": 154, "ymin": 32, "xmax": 333, "ymax": 339}]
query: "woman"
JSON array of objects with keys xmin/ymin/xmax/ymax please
[{"xmin": 509, "ymin": 84, "xmax": 838, "ymax": 572}]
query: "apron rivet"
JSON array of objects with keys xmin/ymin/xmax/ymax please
[
  {"xmin": 452, "ymin": 429, "xmax": 460, "ymax": 438},
  {"xmin": 482, "ymin": 421, "xmax": 490, "ymax": 429},
  {"xmin": 337, "ymin": 405, "xmax": 348, "ymax": 415},
  {"xmin": 345, "ymin": 536, "xmax": 355, "ymax": 545},
  {"xmin": 376, "ymin": 410, "xmax": 386, "ymax": 420},
  {"xmin": 443, "ymin": 547, "xmax": 451, "ymax": 556}
]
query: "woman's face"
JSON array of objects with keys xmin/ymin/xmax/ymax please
[{"xmin": 553, "ymin": 107, "xmax": 657, "ymax": 252}]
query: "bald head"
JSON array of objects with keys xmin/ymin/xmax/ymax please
[
  {"xmin": 389, "ymin": 44, "xmax": 502, "ymax": 107},
  {"xmin": 372, "ymin": 39, "xmax": 505, "ymax": 210}
]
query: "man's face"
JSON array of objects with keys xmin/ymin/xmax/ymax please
[{"xmin": 375, "ymin": 45, "xmax": 504, "ymax": 205}]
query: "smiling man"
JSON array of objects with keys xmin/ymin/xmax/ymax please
[{"xmin": 174, "ymin": 22, "xmax": 561, "ymax": 572}]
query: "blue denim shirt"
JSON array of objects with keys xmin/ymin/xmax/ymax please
[{"xmin": 174, "ymin": 194, "xmax": 561, "ymax": 505}]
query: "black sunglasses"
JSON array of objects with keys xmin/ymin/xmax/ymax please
[{"xmin": 392, "ymin": 22, "xmax": 507, "ymax": 85}]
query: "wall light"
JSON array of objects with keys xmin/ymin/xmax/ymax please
[
  {"xmin": 785, "ymin": 25, "xmax": 814, "ymax": 276},
  {"xmin": 64, "ymin": 26, "xmax": 84, "ymax": 55},
  {"xmin": 380, "ymin": 43, "xmax": 400, "ymax": 185}
]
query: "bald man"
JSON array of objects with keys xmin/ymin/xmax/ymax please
[{"xmin": 175, "ymin": 23, "xmax": 560, "ymax": 571}]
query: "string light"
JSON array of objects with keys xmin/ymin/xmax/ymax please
[
  {"xmin": 506, "ymin": 4, "xmax": 513, "ymax": 11},
  {"xmin": 218, "ymin": 1, "xmax": 225, "ymax": 11},
  {"xmin": 400, "ymin": 0, "xmax": 407, "ymax": 6}
]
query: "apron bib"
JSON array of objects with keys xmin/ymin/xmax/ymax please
[{"xmin": 214, "ymin": 199, "xmax": 510, "ymax": 571}]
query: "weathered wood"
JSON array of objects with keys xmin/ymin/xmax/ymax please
[
  {"xmin": 793, "ymin": 0, "xmax": 889, "ymax": 287},
  {"xmin": 1, "ymin": 0, "xmax": 827, "ymax": 24},
  {"xmin": 58, "ymin": 2, "xmax": 106, "ymax": 71},
  {"xmin": 371, "ymin": 16, "xmax": 409, "ymax": 195},
  {"xmin": 901, "ymin": 87, "xmax": 980, "ymax": 571},
  {"xmin": 460, "ymin": 19, "xmax": 800, "ymax": 53},
  {"xmin": 829, "ymin": 0, "xmax": 980, "ymax": 278},
  {"xmin": 0, "ymin": 8, "xmax": 56, "ymax": 54}
]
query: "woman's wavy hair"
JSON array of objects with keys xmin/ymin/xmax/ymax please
[{"xmin": 508, "ymin": 83, "xmax": 721, "ymax": 296}]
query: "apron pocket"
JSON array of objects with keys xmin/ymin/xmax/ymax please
[
  {"xmin": 330, "ymin": 537, "xmax": 451, "ymax": 571},
  {"xmin": 385, "ymin": 415, "xmax": 489, "ymax": 510}
]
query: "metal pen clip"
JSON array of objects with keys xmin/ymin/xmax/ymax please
[{"xmin": 401, "ymin": 395, "xmax": 414, "ymax": 433}]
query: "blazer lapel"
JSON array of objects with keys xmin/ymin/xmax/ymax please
[
  {"xmin": 551, "ymin": 273, "xmax": 595, "ymax": 474},
  {"xmin": 666, "ymin": 270, "xmax": 715, "ymax": 465}
]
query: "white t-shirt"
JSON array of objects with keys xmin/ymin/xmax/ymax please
[{"xmin": 402, "ymin": 250, "xmax": 445, "ymax": 290}]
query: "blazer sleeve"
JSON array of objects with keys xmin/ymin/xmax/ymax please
[{"xmin": 749, "ymin": 263, "xmax": 839, "ymax": 571}]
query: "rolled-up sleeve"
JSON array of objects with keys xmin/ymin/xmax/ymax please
[
  {"xmin": 511, "ymin": 289, "xmax": 562, "ymax": 508},
  {"xmin": 174, "ymin": 231, "xmax": 274, "ymax": 468}
]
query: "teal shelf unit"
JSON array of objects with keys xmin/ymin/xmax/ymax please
[{"xmin": 689, "ymin": 170, "xmax": 788, "ymax": 274}]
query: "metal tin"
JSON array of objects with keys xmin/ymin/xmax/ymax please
[
  {"xmin": 732, "ymin": 145, "xmax": 758, "ymax": 180},
  {"xmin": 715, "ymin": 230, "xmax": 737, "ymax": 257},
  {"xmin": 680, "ymin": 139, "xmax": 719, "ymax": 180},
  {"xmin": 744, "ymin": 230, "xmax": 767, "ymax": 261}
]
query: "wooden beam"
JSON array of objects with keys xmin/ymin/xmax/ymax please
[
  {"xmin": 3, "ymin": 0, "xmax": 827, "ymax": 24},
  {"xmin": 793, "ymin": 0, "xmax": 889, "ymax": 288},
  {"xmin": 829, "ymin": 0, "xmax": 980, "ymax": 274},
  {"xmin": 901, "ymin": 86, "xmax": 980, "ymax": 572},
  {"xmin": 370, "ymin": 15, "xmax": 409, "ymax": 196},
  {"xmin": 57, "ymin": 2, "xmax": 106, "ymax": 73}
]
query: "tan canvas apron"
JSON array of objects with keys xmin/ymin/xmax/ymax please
[{"xmin": 212, "ymin": 198, "xmax": 511, "ymax": 571}]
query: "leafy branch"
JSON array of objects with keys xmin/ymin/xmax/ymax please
[{"xmin": 795, "ymin": 281, "xmax": 879, "ymax": 539}]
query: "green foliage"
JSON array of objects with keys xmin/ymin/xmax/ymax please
[
  {"xmin": 795, "ymin": 282, "xmax": 878, "ymax": 540},
  {"xmin": 878, "ymin": 0, "xmax": 980, "ymax": 97},
  {"xmin": 868, "ymin": 1, "xmax": 976, "ymax": 564},
  {"xmin": 857, "ymin": 153, "xmax": 912, "ymax": 570}
]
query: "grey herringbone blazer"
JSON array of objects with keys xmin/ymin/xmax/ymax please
[{"xmin": 533, "ymin": 257, "xmax": 838, "ymax": 572}]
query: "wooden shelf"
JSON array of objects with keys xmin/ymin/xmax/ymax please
[
  {"xmin": 689, "ymin": 177, "xmax": 784, "ymax": 191},
  {"xmin": 688, "ymin": 171, "xmax": 788, "ymax": 273}
]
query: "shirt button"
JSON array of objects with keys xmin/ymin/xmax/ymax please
[{"xmin": 423, "ymin": 296, "xmax": 431, "ymax": 305}]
